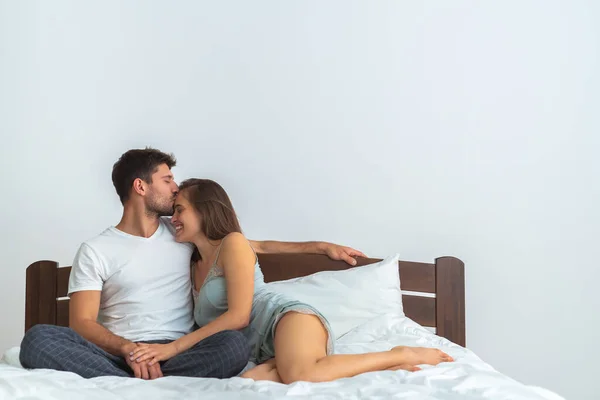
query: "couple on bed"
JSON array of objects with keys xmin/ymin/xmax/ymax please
[{"xmin": 19, "ymin": 148, "xmax": 453, "ymax": 382}]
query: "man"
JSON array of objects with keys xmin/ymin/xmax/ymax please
[{"xmin": 19, "ymin": 148, "xmax": 365, "ymax": 380}]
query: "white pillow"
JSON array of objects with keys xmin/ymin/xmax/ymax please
[{"xmin": 265, "ymin": 254, "xmax": 403, "ymax": 339}]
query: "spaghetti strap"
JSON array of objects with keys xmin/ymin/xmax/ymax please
[
  {"xmin": 212, "ymin": 239, "xmax": 226, "ymax": 267},
  {"xmin": 248, "ymin": 241, "xmax": 259, "ymax": 264}
]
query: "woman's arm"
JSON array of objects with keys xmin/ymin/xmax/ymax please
[
  {"xmin": 130, "ymin": 233, "xmax": 256, "ymax": 365},
  {"xmin": 248, "ymin": 240, "xmax": 366, "ymax": 266},
  {"xmin": 174, "ymin": 233, "xmax": 255, "ymax": 353}
]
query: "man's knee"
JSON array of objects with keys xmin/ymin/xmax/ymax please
[
  {"xmin": 211, "ymin": 330, "xmax": 251, "ymax": 376},
  {"xmin": 19, "ymin": 324, "xmax": 71, "ymax": 368},
  {"xmin": 22, "ymin": 324, "xmax": 58, "ymax": 349},
  {"xmin": 215, "ymin": 330, "xmax": 250, "ymax": 358}
]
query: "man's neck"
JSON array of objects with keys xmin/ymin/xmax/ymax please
[{"xmin": 115, "ymin": 203, "xmax": 161, "ymax": 238}]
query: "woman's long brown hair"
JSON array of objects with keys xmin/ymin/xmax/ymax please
[{"xmin": 178, "ymin": 178, "xmax": 242, "ymax": 262}]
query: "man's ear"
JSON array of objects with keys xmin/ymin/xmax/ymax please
[{"xmin": 133, "ymin": 178, "xmax": 146, "ymax": 196}]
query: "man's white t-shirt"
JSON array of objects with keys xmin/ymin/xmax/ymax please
[{"xmin": 68, "ymin": 217, "xmax": 195, "ymax": 342}]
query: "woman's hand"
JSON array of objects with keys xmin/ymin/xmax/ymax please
[{"xmin": 130, "ymin": 342, "xmax": 179, "ymax": 366}]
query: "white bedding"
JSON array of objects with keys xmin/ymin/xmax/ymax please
[{"xmin": 0, "ymin": 316, "xmax": 563, "ymax": 400}]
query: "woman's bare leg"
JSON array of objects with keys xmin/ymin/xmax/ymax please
[
  {"xmin": 242, "ymin": 359, "xmax": 421, "ymax": 382},
  {"xmin": 241, "ymin": 358, "xmax": 282, "ymax": 382},
  {"xmin": 271, "ymin": 312, "xmax": 452, "ymax": 384},
  {"xmin": 388, "ymin": 364, "xmax": 421, "ymax": 372}
]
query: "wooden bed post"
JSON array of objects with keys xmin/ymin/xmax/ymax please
[
  {"xmin": 25, "ymin": 260, "xmax": 58, "ymax": 333},
  {"xmin": 435, "ymin": 256, "xmax": 466, "ymax": 347}
]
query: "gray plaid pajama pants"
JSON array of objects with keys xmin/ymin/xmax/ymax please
[{"xmin": 19, "ymin": 324, "xmax": 250, "ymax": 379}]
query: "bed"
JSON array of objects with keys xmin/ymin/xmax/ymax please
[{"xmin": 1, "ymin": 254, "xmax": 563, "ymax": 399}]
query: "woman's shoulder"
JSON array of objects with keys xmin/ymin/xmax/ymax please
[
  {"xmin": 221, "ymin": 232, "xmax": 249, "ymax": 247},
  {"xmin": 219, "ymin": 232, "xmax": 256, "ymax": 262}
]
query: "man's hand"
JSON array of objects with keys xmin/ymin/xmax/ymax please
[
  {"xmin": 320, "ymin": 243, "xmax": 367, "ymax": 266},
  {"xmin": 130, "ymin": 342, "xmax": 179, "ymax": 366},
  {"xmin": 125, "ymin": 355, "xmax": 163, "ymax": 379},
  {"xmin": 122, "ymin": 343, "xmax": 163, "ymax": 379}
]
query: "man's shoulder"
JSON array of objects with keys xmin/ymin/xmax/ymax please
[
  {"xmin": 83, "ymin": 226, "xmax": 119, "ymax": 244},
  {"xmin": 76, "ymin": 226, "xmax": 128, "ymax": 256}
]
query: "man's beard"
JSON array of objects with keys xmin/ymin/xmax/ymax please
[{"xmin": 146, "ymin": 193, "xmax": 174, "ymax": 217}]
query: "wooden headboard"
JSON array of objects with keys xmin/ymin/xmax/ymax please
[{"xmin": 25, "ymin": 254, "xmax": 465, "ymax": 347}]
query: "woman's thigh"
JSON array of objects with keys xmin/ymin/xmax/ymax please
[{"xmin": 273, "ymin": 312, "xmax": 328, "ymax": 383}]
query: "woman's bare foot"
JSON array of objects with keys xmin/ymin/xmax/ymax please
[
  {"xmin": 390, "ymin": 346, "xmax": 454, "ymax": 366},
  {"xmin": 241, "ymin": 358, "xmax": 282, "ymax": 383},
  {"xmin": 387, "ymin": 364, "xmax": 421, "ymax": 372}
]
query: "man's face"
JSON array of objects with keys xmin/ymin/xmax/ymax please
[{"xmin": 145, "ymin": 164, "xmax": 179, "ymax": 216}]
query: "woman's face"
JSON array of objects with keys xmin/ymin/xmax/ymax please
[{"xmin": 171, "ymin": 191, "xmax": 202, "ymax": 243}]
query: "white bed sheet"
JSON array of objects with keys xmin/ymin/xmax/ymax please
[{"xmin": 0, "ymin": 316, "xmax": 564, "ymax": 400}]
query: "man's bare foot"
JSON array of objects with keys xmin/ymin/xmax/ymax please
[
  {"xmin": 387, "ymin": 364, "xmax": 421, "ymax": 372},
  {"xmin": 390, "ymin": 346, "xmax": 454, "ymax": 366}
]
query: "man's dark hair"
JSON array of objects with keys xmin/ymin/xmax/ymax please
[{"xmin": 111, "ymin": 147, "xmax": 177, "ymax": 205}]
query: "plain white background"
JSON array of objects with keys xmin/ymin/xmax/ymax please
[{"xmin": 1, "ymin": 1, "xmax": 598, "ymax": 399}]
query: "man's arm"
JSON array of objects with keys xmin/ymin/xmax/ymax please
[
  {"xmin": 68, "ymin": 243, "xmax": 161, "ymax": 379},
  {"xmin": 68, "ymin": 244, "xmax": 136, "ymax": 357},
  {"xmin": 69, "ymin": 291, "xmax": 162, "ymax": 379},
  {"xmin": 248, "ymin": 240, "xmax": 366, "ymax": 266},
  {"xmin": 69, "ymin": 291, "xmax": 135, "ymax": 357}
]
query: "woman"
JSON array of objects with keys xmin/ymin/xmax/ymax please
[{"xmin": 130, "ymin": 179, "xmax": 454, "ymax": 383}]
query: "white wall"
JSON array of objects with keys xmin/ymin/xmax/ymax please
[{"xmin": 1, "ymin": 1, "xmax": 598, "ymax": 398}]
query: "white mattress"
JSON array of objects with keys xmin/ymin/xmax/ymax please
[{"xmin": 0, "ymin": 315, "xmax": 563, "ymax": 400}]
